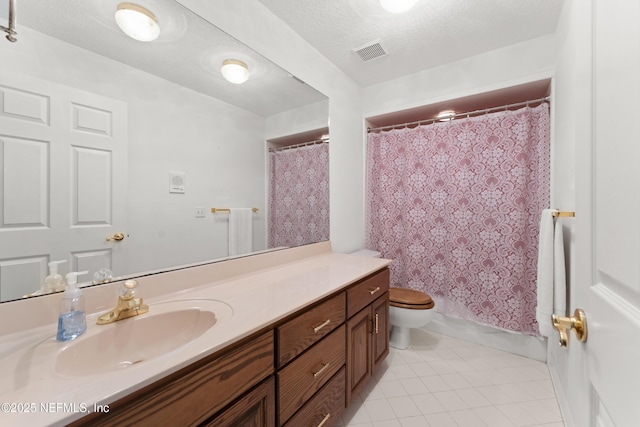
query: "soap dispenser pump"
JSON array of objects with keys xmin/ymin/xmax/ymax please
[
  {"xmin": 44, "ymin": 260, "xmax": 67, "ymax": 293},
  {"xmin": 56, "ymin": 271, "xmax": 88, "ymax": 342}
]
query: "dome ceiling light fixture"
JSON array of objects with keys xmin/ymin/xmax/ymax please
[
  {"xmin": 437, "ymin": 110, "xmax": 456, "ymax": 121},
  {"xmin": 379, "ymin": 0, "xmax": 419, "ymax": 14},
  {"xmin": 115, "ymin": 2, "xmax": 160, "ymax": 42},
  {"xmin": 221, "ymin": 59, "xmax": 250, "ymax": 84}
]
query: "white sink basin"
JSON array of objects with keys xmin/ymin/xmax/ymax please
[{"xmin": 55, "ymin": 299, "xmax": 233, "ymax": 377}]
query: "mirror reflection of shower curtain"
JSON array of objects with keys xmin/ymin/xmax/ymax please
[{"xmin": 269, "ymin": 143, "xmax": 329, "ymax": 248}]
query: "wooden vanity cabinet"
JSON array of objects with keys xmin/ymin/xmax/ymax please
[{"xmin": 70, "ymin": 267, "xmax": 390, "ymax": 427}]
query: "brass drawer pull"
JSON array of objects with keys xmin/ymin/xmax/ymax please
[
  {"xmin": 374, "ymin": 313, "xmax": 379, "ymax": 334},
  {"xmin": 312, "ymin": 362, "xmax": 330, "ymax": 378},
  {"xmin": 313, "ymin": 319, "xmax": 331, "ymax": 333},
  {"xmin": 369, "ymin": 286, "xmax": 380, "ymax": 295},
  {"xmin": 316, "ymin": 413, "xmax": 331, "ymax": 427}
]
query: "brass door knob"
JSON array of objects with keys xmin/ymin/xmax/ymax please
[
  {"xmin": 551, "ymin": 308, "xmax": 588, "ymax": 347},
  {"xmin": 106, "ymin": 232, "xmax": 125, "ymax": 242}
]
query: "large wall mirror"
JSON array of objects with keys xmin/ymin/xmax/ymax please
[{"xmin": 0, "ymin": 0, "xmax": 329, "ymax": 302}]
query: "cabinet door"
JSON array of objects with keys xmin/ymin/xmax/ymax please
[
  {"xmin": 371, "ymin": 293, "xmax": 389, "ymax": 373},
  {"xmin": 203, "ymin": 376, "xmax": 275, "ymax": 427},
  {"xmin": 346, "ymin": 306, "xmax": 371, "ymax": 404}
]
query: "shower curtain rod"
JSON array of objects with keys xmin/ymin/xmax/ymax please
[
  {"xmin": 367, "ymin": 96, "xmax": 551, "ymax": 133},
  {"xmin": 268, "ymin": 138, "xmax": 328, "ymax": 153}
]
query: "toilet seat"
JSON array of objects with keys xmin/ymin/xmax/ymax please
[{"xmin": 389, "ymin": 288, "xmax": 434, "ymax": 309}]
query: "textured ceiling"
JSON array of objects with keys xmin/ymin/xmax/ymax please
[
  {"xmin": 16, "ymin": 0, "xmax": 327, "ymax": 117},
  {"xmin": 15, "ymin": 0, "xmax": 563, "ymax": 120},
  {"xmin": 257, "ymin": 0, "xmax": 564, "ymax": 86}
]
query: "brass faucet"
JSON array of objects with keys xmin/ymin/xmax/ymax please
[{"xmin": 96, "ymin": 279, "xmax": 149, "ymax": 325}]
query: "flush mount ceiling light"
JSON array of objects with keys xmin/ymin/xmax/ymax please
[
  {"xmin": 379, "ymin": 0, "xmax": 419, "ymax": 14},
  {"xmin": 115, "ymin": 3, "xmax": 160, "ymax": 42},
  {"xmin": 221, "ymin": 59, "xmax": 250, "ymax": 84},
  {"xmin": 437, "ymin": 110, "xmax": 456, "ymax": 121}
]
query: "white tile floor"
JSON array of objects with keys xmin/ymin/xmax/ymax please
[{"xmin": 337, "ymin": 329, "xmax": 564, "ymax": 427}]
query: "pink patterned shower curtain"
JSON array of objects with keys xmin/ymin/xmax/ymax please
[
  {"xmin": 366, "ymin": 104, "xmax": 550, "ymax": 335},
  {"xmin": 269, "ymin": 143, "xmax": 330, "ymax": 248}
]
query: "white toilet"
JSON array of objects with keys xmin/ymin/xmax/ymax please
[
  {"xmin": 351, "ymin": 250, "xmax": 435, "ymax": 349},
  {"xmin": 388, "ymin": 288, "xmax": 434, "ymax": 349}
]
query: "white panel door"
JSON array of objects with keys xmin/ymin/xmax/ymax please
[
  {"xmin": 574, "ymin": 0, "xmax": 640, "ymax": 425},
  {"xmin": 0, "ymin": 74, "xmax": 128, "ymax": 300}
]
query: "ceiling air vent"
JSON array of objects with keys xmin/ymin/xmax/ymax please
[{"xmin": 353, "ymin": 40, "xmax": 387, "ymax": 62}]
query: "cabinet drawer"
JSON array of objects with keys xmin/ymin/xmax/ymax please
[
  {"xmin": 71, "ymin": 331, "xmax": 275, "ymax": 427},
  {"xmin": 203, "ymin": 376, "xmax": 275, "ymax": 427},
  {"xmin": 277, "ymin": 292, "xmax": 345, "ymax": 367},
  {"xmin": 278, "ymin": 325, "xmax": 346, "ymax": 424},
  {"xmin": 283, "ymin": 367, "xmax": 345, "ymax": 427},
  {"xmin": 346, "ymin": 268, "xmax": 389, "ymax": 318}
]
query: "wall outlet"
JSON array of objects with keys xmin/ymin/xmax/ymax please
[{"xmin": 194, "ymin": 207, "xmax": 206, "ymax": 218}]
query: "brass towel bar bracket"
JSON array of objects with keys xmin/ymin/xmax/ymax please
[{"xmin": 552, "ymin": 211, "xmax": 575, "ymax": 218}]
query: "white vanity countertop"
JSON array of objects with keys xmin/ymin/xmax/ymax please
[{"xmin": 0, "ymin": 244, "xmax": 391, "ymax": 427}]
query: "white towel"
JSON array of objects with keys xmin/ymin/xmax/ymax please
[
  {"xmin": 229, "ymin": 208, "xmax": 253, "ymax": 256},
  {"xmin": 536, "ymin": 209, "xmax": 567, "ymax": 337}
]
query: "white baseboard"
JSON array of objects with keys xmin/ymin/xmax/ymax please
[
  {"xmin": 547, "ymin": 348, "xmax": 574, "ymax": 427},
  {"xmin": 422, "ymin": 312, "xmax": 548, "ymax": 362}
]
